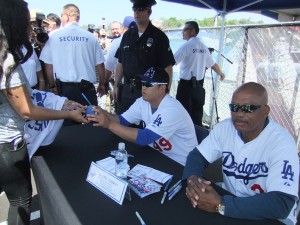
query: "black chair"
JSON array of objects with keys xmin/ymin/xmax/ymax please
[
  {"xmin": 194, "ymin": 124, "xmax": 223, "ymax": 183},
  {"xmin": 194, "ymin": 124, "xmax": 209, "ymax": 144}
]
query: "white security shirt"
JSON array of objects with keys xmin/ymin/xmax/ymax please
[
  {"xmin": 174, "ymin": 37, "xmax": 215, "ymax": 80},
  {"xmin": 122, "ymin": 94, "xmax": 198, "ymax": 165},
  {"xmin": 40, "ymin": 23, "xmax": 105, "ymax": 83}
]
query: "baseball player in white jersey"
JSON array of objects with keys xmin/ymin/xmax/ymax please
[
  {"xmin": 87, "ymin": 66, "xmax": 198, "ymax": 165},
  {"xmin": 174, "ymin": 21, "xmax": 225, "ymax": 126},
  {"xmin": 183, "ymin": 82, "xmax": 299, "ymax": 225}
]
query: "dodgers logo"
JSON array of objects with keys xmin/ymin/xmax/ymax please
[
  {"xmin": 153, "ymin": 114, "xmax": 163, "ymax": 127},
  {"xmin": 222, "ymin": 152, "xmax": 268, "ymax": 185},
  {"xmin": 144, "ymin": 67, "xmax": 155, "ymax": 79},
  {"xmin": 281, "ymin": 160, "xmax": 294, "ymax": 186}
]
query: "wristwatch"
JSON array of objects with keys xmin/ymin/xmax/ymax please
[{"xmin": 216, "ymin": 203, "xmax": 225, "ymax": 215}]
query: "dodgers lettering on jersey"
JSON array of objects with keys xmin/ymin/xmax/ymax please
[
  {"xmin": 59, "ymin": 36, "xmax": 89, "ymax": 42},
  {"xmin": 222, "ymin": 152, "xmax": 296, "ymax": 191},
  {"xmin": 222, "ymin": 152, "xmax": 268, "ymax": 185}
]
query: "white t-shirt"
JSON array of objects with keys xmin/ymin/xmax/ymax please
[
  {"xmin": 198, "ymin": 118, "xmax": 299, "ymax": 224},
  {"xmin": 0, "ymin": 54, "xmax": 32, "ymax": 142},
  {"xmin": 105, "ymin": 36, "xmax": 122, "ymax": 73},
  {"xmin": 40, "ymin": 23, "xmax": 105, "ymax": 83},
  {"xmin": 122, "ymin": 94, "xmax": 198, "ymax": 165},
  {"xmin": 174, "ymin": 37, "xmax": 215, "ymax": 80},
  {"xmin": 21, "ymin": 46, "xmax": 42, "ymax": 87},
  {"xmin": 24, "ymin": 89, "xmax": 66, "ymax": 158}
]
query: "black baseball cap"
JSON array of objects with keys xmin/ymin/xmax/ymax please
[
  {"xmin": 140, "ymin": 67, "xmax": 169, "ymax": 84},
  {"xmin": 130, "ymin": 0, "xmax": 157, "ymax": 8}
]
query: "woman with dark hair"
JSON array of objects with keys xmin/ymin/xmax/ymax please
[{"xmin": 0, "ymin": 0, "xmax": 88, "ymax": 224}]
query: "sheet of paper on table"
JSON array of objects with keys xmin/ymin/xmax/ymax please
[
  {"xmin": 96, "ymin": 157, "xmax": 172, "ymax": 184},
  {"xmin": 127, "ymin": 164, "xmax": 172, "ymax": 184}
]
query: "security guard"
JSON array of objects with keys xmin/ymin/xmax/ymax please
[
  {"xmin": 40, "ymin": 4, "xmax": 105, "ymax": 126},
  {"xmin": 113, "ymin": 0, "xmax": 175, "ymax": 114},
  {"xmin": 174, "ymin": 21, "xmax": 225, "ymax": 127}
]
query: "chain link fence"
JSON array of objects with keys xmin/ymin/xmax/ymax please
[{"xmin": 165, "ymin": 22, "xmax": 300, "ymax": 151}]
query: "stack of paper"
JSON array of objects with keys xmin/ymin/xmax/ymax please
[{"xmin": 128, "ymin": 176, "xmax": 162, "ymax": 198}]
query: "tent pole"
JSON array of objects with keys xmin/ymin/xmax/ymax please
[{"xmin": 209, "ymin": 11, "xmax": 226, "ymax": 130}]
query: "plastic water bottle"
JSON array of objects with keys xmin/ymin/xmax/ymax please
[{"xmin": 115, "ymin": 142, "xmax": 128, "ymax": 179}]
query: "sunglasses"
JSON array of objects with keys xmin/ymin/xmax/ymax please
[
  {"xmin": 132, "ymin": 7, "xmax": 149, "ymax": 12},
  {"xmin": 229, "ymin": 104, "xmax": 264, "ymax": 113},
  {"xmin": 142, "ymin": 81, "xmax": 168, "ymax": 87}
]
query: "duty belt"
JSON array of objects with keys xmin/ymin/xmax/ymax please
[
  {"xmin": 180, "ymin": 78, "xmax": 204, "ymax": 87},
  {"xmin": 60, "ymin": 81, "xmax": 80, "ymax": 87}
]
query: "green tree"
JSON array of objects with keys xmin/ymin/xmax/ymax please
[
  {"xmin": 161, "ymin": 17, "xmax": 186, "ymax": 29},
  {"xmin": 159, "ymin": 16, "xmax": 266, "ymax": 30}
]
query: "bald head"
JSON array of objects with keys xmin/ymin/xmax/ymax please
[
  {"xmin": 233, "ymin": 82, "xmax": 268, "ymax": 105},
  {"xmin": 231, "ymin": 82, "xmax": 270, "ymax": 142}
]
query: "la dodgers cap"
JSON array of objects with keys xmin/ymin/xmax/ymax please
[{"xmin": 140, "ymin": 67, "xmax": 169, "ymax": 84}]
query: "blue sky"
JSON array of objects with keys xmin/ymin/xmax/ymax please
[{"xmin": 26, "ymin": 0, "xmax": 278, "ymax": 27}]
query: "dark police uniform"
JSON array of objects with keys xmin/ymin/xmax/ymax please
[{"xmin": 115, "ymin": 22, "xmax": 175, "ymax": 114}]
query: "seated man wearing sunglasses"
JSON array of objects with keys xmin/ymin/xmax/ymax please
[
  {"xmin": 183, "ymin": 82, "xmax": 299, "ymax": 225},
  {"xmin": 87, "ymin": 66, "xmax": 198, "ymax": 166}
]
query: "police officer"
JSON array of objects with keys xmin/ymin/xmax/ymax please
[
  {"xmin": 113, "ymin": 0, "xmax": 175, "ymax": 114},
  {"xmin": 40, "ymin": 4, "xmax": 105, "ymax": 125}
]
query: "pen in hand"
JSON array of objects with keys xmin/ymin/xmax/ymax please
[
  {"xmin": 135, "ymin": 211, "xmax": 146, "ymax": 225},
  {"xmin": 81, "ymin": 93, "xmax": 92, "ymax": 105}
]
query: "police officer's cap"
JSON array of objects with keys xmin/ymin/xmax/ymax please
[{"xmin": 130, "ymin": 0, "xmax": 157, "ymax": 8}]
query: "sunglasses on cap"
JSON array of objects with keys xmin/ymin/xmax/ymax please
[
  {"xmin": 229, "ymin": 104, "xmax": 265, "ymax": 113},
  {"xmin": 132, "ymin": 7, "xmax": 149, "ymax": 12},
  {"xmin": 142, "ymin": 81, "xmax": 168, "ymax": 87}
]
